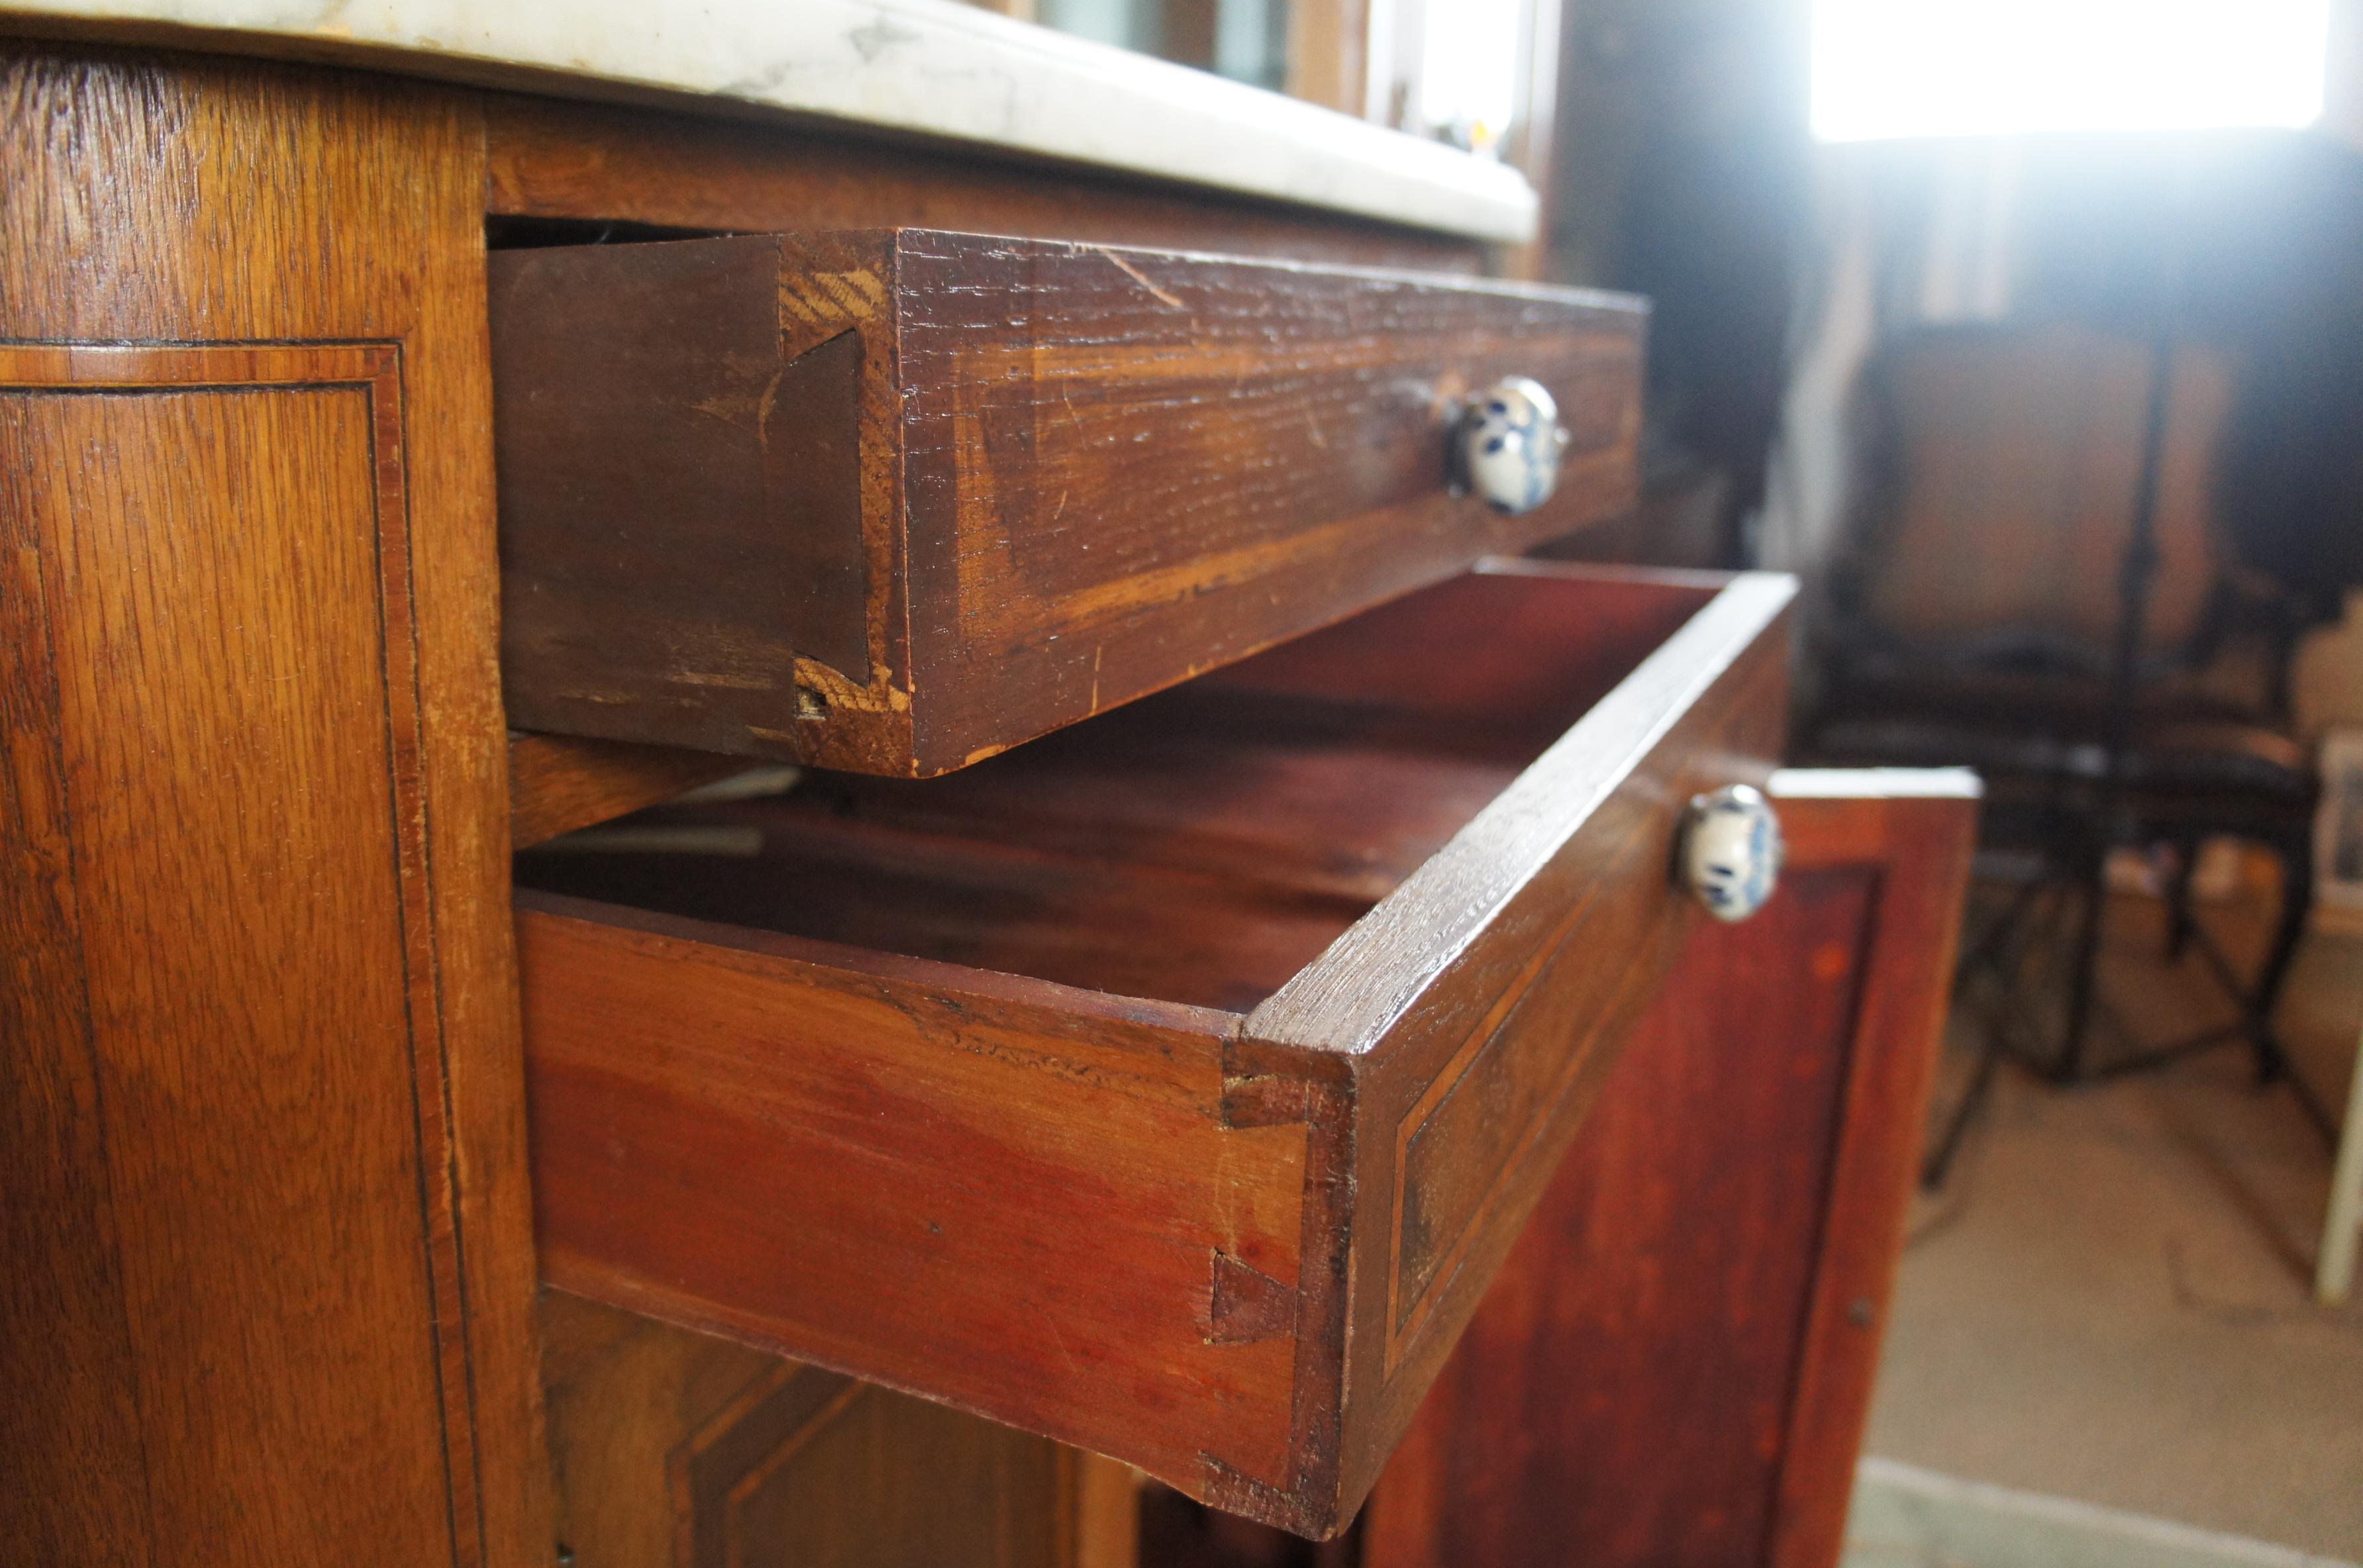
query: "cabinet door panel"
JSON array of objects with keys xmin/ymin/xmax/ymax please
[
  {"xmin": 1358, "ymin": 775, "xmax": 1976, "ymax": 1568},
  {"xmin": 540, "ymin": 1292, "xmax": 1129, "ymax": 1568}
]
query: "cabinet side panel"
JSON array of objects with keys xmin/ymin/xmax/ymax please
[
  {"xmin": 0, "ymin": 387, "xmax": 160, "ymax": 1568},
  {"xmin": 0, "ymin": 378, "xmax": 461, "ymax": 1561},
  {"xmin": 0, "ymin": 48, "xmax": 549, "ymax": 1567}
]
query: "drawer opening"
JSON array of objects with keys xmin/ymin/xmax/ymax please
[
  {"xmin": 514, "ymin": 558, "xmax": 1794, "ymax": 1537},
  {"xmin": 484, "ymin": 214, "xmax": 723, "ymax": 250},
  {"xmin": 514, "ymin": 564, "xmax": 1717, "ymax": 1014}
]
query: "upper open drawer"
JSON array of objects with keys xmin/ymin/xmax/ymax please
[
  {"xmin": 490, "ymin": 230, "xmax": 1644, "ymax": 776},
  {"xmin": 513, "ymin": 562, "xmax": 1793, "ymax": 1537}
]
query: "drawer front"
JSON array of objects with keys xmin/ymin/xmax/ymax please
[
  {"xmin": 1319, "ymin": 606, "xmax": 1791, "ymax": 1514},
  {"xmin": 517, "ymin": 565, "xmax": 1794, "ymax": 1537},
  {"xmin": 1357, "ymin": 775, "xmax": 1981, "ymax": 1568},
  {"xmin": 492, "ymin": 232, "xmax": 1644, "ymax": 776}
]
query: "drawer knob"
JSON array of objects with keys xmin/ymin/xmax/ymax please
[
  {"xmin": 1458, "ymin": 377, "xmax": 1572, "ymax": 514},
  {"xmin": 1679, "ymin": 784, "xmax": 1783, "ymax": 922}
]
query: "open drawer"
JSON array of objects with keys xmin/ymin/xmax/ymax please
[
  {"xmin": 490, "ymin": 228, "xmax": 1644, "ymax": 775},
  {"xmin": 513, "ymin": 561, "xmax": 1795, "ymax": 1537}
]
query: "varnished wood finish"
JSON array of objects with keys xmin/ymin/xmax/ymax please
[
  {"xmin": 0, "ymin": 48, "xmax": 546, "ymax": 1565},
  {"xmin": 1762, "ymin": 777, "xmax": 1980, "ymax": 1568},
  {"xmin": 491, "ymin": 233, "xmax": 1645, "ymax": 774},
  {"xmin": 1357, "ymin": 773, "xmax": 1978, "ymax": 1568},
  {"xmin": 483, "ymin": 93, "xmax": 1482, "ymax": 274},
  {"xmin": 541, "ymin": 1293, "xmax": 1091, "ymax": 1568},
  {"xmin": 507, "ymin": 731, "xmax": 749, "ymax": 850},
  {"xmin": 517, "ymin": 564, "xmax": 1795, "ymax": 1536}
]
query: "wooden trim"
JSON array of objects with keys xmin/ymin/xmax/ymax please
[
  {"xmin": 480, "ymin": 94, "xmax": 1489, "ymax": 274},
  {"xmin": 1765, "ymin": 773, "xmax": 1980, "ymax": 1568}
]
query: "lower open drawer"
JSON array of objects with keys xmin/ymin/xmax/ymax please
[{"xmin": 514, "ymin": 560, "xmax": 1795, "ymax": 1536}]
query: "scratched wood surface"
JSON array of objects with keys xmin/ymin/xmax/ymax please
[
  {"xmin": 1356, "ymin": 776, "xmax": 1979, "ymax": 1568},
  {"xmin": 491, "ymin": 232, "xmax": 1645, "ymax": 775},
  {"xmin": 515, "ymin": 564, "xmax": 1791, "ymax": 1536},
  {"xmin": 0, "ymin": 46, "xmax": 548, "ymax": 1567}
]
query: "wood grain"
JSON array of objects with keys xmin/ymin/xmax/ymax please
[
  {"xmin": 1356, "ymin": 772, "xmax": 1979, "ymax": 1568},
  {"xmin": 0, "ymin": 47, "xmax": 547, "ymax": 1565},
  {"xmin": 522, "ymin": 895, "xmax": 1318, "ymax": 1501},
  {"xmin": 516, "ymin": 565, "xmax": 1793, "ymax": 1536},
  {"xmin": 491, "ymin": 232, "xmax": 1646, "ymax": 774}
]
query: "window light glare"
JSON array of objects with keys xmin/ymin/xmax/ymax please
[{"xmin": 1811, "ymin": 0, "xmax": 2331, "ymax": 143}]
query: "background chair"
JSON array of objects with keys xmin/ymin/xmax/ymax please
[{"xmin": 1798, "ymin": 322, "xmax": 2328, "ymax": 1181}]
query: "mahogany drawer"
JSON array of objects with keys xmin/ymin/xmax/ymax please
[
  {"xmin": 513, "ymin": 561, "xmax": 1794, "ymax": 1537},
  {"xmin": 489, "ymin": 230, "xmax": 1644, "ymax": 777}
]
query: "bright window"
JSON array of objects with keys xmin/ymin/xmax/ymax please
[{"xmin": 1810, "ymin": 0, "xmax": 2331, "ymax": 142}]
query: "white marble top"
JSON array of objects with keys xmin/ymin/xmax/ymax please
[{"xmin": 0, "ymin": 0, "xmax": 1539, "ymax": 242}]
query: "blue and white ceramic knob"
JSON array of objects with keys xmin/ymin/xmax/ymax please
[
  {"xmin": 1679, "ymin": 784, "xmax": 1783, "ymax": 922},
  {"xmin": 1458, "ymin": 376, "xmax": 1572, "ymax": 514}
]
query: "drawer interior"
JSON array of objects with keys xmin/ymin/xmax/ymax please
[{"xmin": 515, "ymin": 565, "xmax": 1717, "ymax": 1013}]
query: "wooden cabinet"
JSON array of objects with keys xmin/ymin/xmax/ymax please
[
  {"xmin": 2, "ymin": 24, "xmax": 1969, "ymax": 1568},
  {"xmin": 513, "ymin": 563, "xmax": 1792, "ymax": 1536}
]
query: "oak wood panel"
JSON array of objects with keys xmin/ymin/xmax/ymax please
[
  {"xmin": 1071, "ymin": 1451, "xmax": 1148, "ymax": 1568},
  {"xmin": 541, "ymin": 1293, "xmax": 1084, "ymax": 1568},
  {"xmin": 1285, "ymin": 0, "xmax": 1372, "ymax": 119},
  {"xmin": 517, "ymin": 565, "xmax": 1795, "ymax": 1537},
  {"xmin": 483, "ymin": 93, "xmax": 1482, "ymax": 273},
  {"xmin": 0, "ymin": 48, "xmax": 548, "ymax": 1565},
  {"xmin": 1357, "ymin": 775, "xmax": 1978, "ymax": 1568},
  {"xmin": 491, "ymin": 233, "xmax": 1645, "ymax": 774}
]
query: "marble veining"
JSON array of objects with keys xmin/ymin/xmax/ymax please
[{"xmin": 0, "ymin": 0, "xmax": 1540, "ymax": 241}]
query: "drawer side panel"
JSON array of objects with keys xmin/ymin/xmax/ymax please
[{"xmin": 519, "ymin": 899, "xmax": 1320, "ymax": 1500}]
